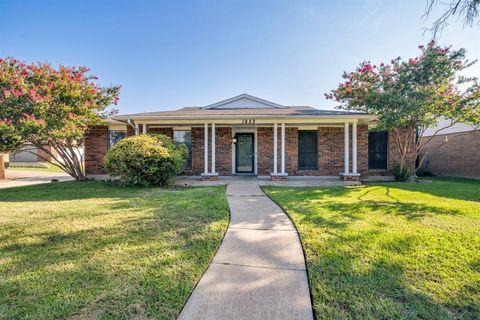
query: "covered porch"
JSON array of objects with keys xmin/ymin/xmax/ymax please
[{"xmin": 129, "ymin": 117, "xmax": 369, "ymax": 182}]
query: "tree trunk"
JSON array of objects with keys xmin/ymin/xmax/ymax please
[{"xmin": 0, "ymin": 154, "xmax": 5, "ymax": 180}]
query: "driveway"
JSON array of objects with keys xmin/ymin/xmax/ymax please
[
  {"xmin": 178, "ymin": 183, "xmax": 314, "ymax": 320},
  {"xmin": 0, "ymin": 170, "xmax": 73, "ymax": 189}
]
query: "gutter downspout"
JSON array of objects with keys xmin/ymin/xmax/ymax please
[{"xmin": 127, "ymin": 119, "xmax": 138, "ymax": 135}]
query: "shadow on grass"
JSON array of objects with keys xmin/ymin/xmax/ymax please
[
  {"xmin": 264, "ymin": 180, "xmax": 480, "ymax": 319},
  {"xmin": 306, "ymin": 226, "xmax": 480, "ymax": 319},
  {"xmin": 369, "ymin": 177, "xmax": 480, "ymax": 202},
  {"xmin": 309, "ymin": 247, "xmax": 479, "ymax": 319},
  {"xmin": 0, "ymin": 181, "xmax": 156, "ymax": 202},
  {"xmin": 0, "ymin": 181, "xmax": 229, "ymax": 320}
]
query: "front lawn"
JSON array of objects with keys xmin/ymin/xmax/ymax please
[
  {"xmin": 0, "ymin": 182, "xmax": 229, "ymax": 319},
  {"xmin": 264, "ymin": 178, "xmax": 480, "ymax": 320}
]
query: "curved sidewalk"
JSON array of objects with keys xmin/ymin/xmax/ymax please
[{"xmin": 178, "ymin": 183, "xmax": 314, "ymax": 320}]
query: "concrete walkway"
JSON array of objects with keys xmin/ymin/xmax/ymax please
[
  {"xmin": 178, "ymin": 183, "xmax": 314, "ymax": 320},
  {"xmin": 0, "ymin": 170, "xmax": 73, "ymax": 190}
]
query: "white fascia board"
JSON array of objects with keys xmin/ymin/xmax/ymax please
[
  {"xmin": 115, "ymin": 114, "xmax": 374, "ymax": 122},
  {"xmin": 203, "ymin": 93, "xmax": 287, "ymax": 109},
  {"xmin": 108, "ymin": 124, "xmax": 128, "ymax": 130}
]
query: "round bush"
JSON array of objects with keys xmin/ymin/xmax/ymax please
[{"xmin": 104, "ymin": 134, "xmax": 187, "ymax": 186}]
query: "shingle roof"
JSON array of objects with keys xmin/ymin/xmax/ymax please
[
  {"xmin": 113, "ymin": 94, "xmax": 373, "ymax": 121},
  {"xmin": 115, "ymin": 106, "xmax": 368, "ymax": 119}
]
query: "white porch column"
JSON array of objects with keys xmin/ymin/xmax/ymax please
[
  {"xmin": 135, "ymin": 123, "xmax": 140, "ymax": 135},
  {"xmin": 344, "ymin": 122, "xmax": 350, "ymax": 174},
  {"xmin": 142, "ymin": 123, "xmax": 147, "ymax": 134},
  {"xmin": 211, "ymin": 123, "xmax": 216, "ymax": 174},
  {"xmin": 273, "ymin": 123, "xmax": 278, "ymax": 174},
  {"xmin": 204, "ymin": 123, "xmax": 209, "ymax": 174},
  {"xmin": 281, "ymin": 123, "xmax": 286, "ymax": 174},
  {"xmin": 352, "ymin": 122, "xmax": 358, "ymax": 174}
]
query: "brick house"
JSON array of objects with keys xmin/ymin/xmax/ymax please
[
  {"xmin": 421, "ymin": 118, "xmax": 479, "ymax": 179},
  {"xmin": 10, "ymin": 145, "xmax": 57, "ymax": 162},
  {"xmin": 85, "ymin": 94, "xmax": 413, "ymax": 181}
]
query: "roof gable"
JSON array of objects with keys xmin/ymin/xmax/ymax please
[{"xmin": 204, "ymin": 94, "xmax": 287, "ymax": 109}]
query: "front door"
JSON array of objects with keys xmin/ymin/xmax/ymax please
[{"xmin": 235, "ymin": 133, "xmax": 254, "ymax": 174}]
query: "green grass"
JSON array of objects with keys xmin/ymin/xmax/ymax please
[
  {"xmin": 0, "ymin": 182, "xmax": 229, "ymax": 320},
  {"xmin": 264, "ymin": 177, "xmax": 480, "ymax": 320}
]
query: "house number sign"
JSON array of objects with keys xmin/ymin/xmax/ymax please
[{"xmin": 241, "ymin": 119, "xmax": 255, "ymax": 125}]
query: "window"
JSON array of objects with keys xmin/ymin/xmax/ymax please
[
  {"xmin": 298, "ymin": 130, "xmax": 318, "ymax": 170},
  {"xmin": 173, "ymin": 130, "xmax": 192, "ymax": 168},
  {"xmin": 108, "ymin": 130, "xmax": 127, "ymax": 149},
  {"xmin": 368, "ymin": 131, "xmax": 388, "ymax": 169}
]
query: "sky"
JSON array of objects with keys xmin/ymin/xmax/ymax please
[{"xmin": 0, "ymin": 0, "xmax": 478, "ymax": 113}]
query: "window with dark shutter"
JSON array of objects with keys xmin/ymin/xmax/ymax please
[
  {"xmin": 368, "ymin": 131, "xmax": 388, "ymax": 169},
  {"xmin": 298, "ymin": 130, "xmax": 318, "ymax": 170}
]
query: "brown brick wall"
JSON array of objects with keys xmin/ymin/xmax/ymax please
[
  {"xmin": 215, "ymin": 127, "xmax": 233, "ymax": 175},
  {"xmin": 191, "ymin": 127, "xmax": 204, "ymax": 175},
  {"xmin": 36, "ymin": 145, "xmax": 56, "ymax": 162},
  {"xmin": 259, "ymin": 126, "xmax": 367, "ymax": 176},
  {"xmin": 259, "ymin": 125, "xmax": 398, "ymax": 177},
  {"xmin": 387, "ymin": 128, "xmax": 416, "ymax": 174},
  {"xmin": 84, "ymin": 124, "xmax": 415, "ymax": 178},
  {"xmin": 85, "ymin": 125, "xmax": 108, "ymax": 174},
  {"xmin": 147, "ymin": 127, "xmax": 173, "ymax": 138},
  {"xmin": 421, "ymin": 130, "xmax": 480, "ymax": 178},
  {"xmin": 257, "ymin": 127, "xmax": 274, "ymax": 175},
  {"xmin": 317, "ymin": 127, "xmax": 345, "ymax": 175},
  {"xmin": 191, "ymin": 126, "xmax": 232, "ymax": 176},
  {"xmin": 127, "ymin": 125, "xmax": 135, "ymax": 137}
]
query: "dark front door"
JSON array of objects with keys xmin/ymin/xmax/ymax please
[{"xmin": 235, "ymin": 133, "xmax": 254, "ymax": 174}]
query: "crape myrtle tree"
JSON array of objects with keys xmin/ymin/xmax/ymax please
[
  {"xmin": 0, "ymin": 57, "xmax": 120, "ymax": 181},
  {"xmin": 326, "ymin": 41, "xmax": 480, "ymax": 175}
]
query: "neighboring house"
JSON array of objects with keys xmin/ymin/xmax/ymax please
[
  {"xmin": 10, "ymin": 145, "xmax": 57, "ymax": 162},
  {"xmin": 10, "ymin": 144, "xmax": 84, "ymax": 164},
  {"xmin": 421, "ymin": 118, "xmax": 479, "ymax": 179},
  {"xmin": 85, "ymin": 94, "xmax": 414, "ymax": 181}
]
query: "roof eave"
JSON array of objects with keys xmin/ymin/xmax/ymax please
[{"xmin": 113, "ymin": 114, "xmax": 376, "ymax": 121}]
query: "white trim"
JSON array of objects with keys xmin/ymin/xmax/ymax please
[
  {"xmin": 254, "ymin": 129, "xmax": 258, "ymax": 175},
  {"xmin": 204, "ymin": 123, "xmax": 208, "ymax": 174},
  {"xmin": 298, "ymin": 125, "xmax": 319, "ymax": 130},
  {"xmin": 172, "ymin": 126, "xmax": 192, "ymax": 131},
  {"xmin": 116, "ymin": 115, "xmax": 374, "ymax": 121},
  {"xmin": 352, "ymin": 122, "xmax": 357, "ymax": 174},
  {"xmin": 344, "ymin": 122, "xmax": 349, "ymax": 174},
  {"xmin": 203, "ymin": 93, "xmax": 287, "ymax": 109},
  {"xmin": 340, "ymin": 173, "xmax": 360, "ymax": 177},
  {"xmin": 108, "ymin": 124, "xmax": 128, "ymax": 131},
  {"xmin": 281, "ymin": 123, "xmax": 286, "ymax": 174},
  {"xmin": 273, "ymin": 123, "xmax": 278, "ymax": 174},
  {"xmin": 211, "ymin": 123, "xmax": 216, "ymax": 174},
  {"xmin": 231, "ymin": 131, "xmax": 236, "ymax": 175},
  {"xmin": 120, "ymin": 117, "xmax": 373, "ymax": 125}
]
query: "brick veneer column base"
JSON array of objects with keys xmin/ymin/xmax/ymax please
[
  {"xmin": 270, "ymin": 173, "xmax": 288, "ymax": 181},
  {"xmin": 340, "ymin": 173, "xmax": 361, "ymax": 181},
  {"xmin": 201, "ymin": 173, "xmax": 219, "ymax": 181}
]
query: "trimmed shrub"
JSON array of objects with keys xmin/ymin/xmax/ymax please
[
  {"xmin": 392, "ymin": 162, "xmax": 411, "ymax": 182},
  {"xmin": 104, "ymin": 134, "xmax": 187, "ymax": 186}
]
